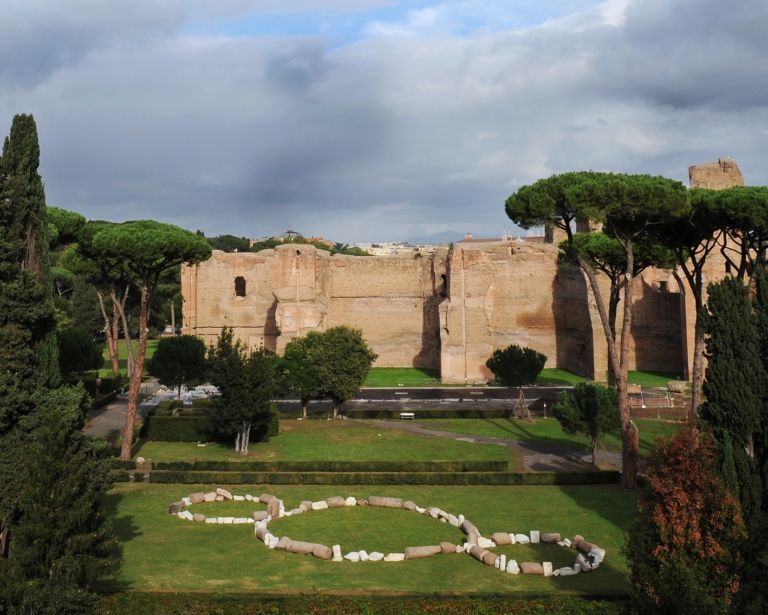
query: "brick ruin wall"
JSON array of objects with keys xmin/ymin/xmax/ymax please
[
  {"xmin": 182, "ymin": 159, "xmax": 743, "ymax": 383},
  {"xmin": 182, "ymin": 242, "xmax": 683, "ymax": 383}
]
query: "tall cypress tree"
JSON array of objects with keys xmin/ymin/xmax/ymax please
[
  {"xmin": 0, "ymin": 114, "xmax": 116, "ymax": 614},
  {"xmin": 0, "ymin": 113, "xmax": 59, "ymax": 388},
  {"xmin": 701, "ymin": 274, "xmax": 768, "ymax": 613}
]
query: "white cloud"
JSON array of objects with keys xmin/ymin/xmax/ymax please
[{"xmin": 1, "ymin": 0, "xmax": 766, "ymax": 242}]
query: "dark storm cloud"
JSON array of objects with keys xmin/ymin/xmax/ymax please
[{"xmin": 1, "ymin": 0, "xmax": 766, "ymax": 242}]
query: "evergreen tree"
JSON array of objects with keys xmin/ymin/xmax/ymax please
[
  {"xmin": 701, "ymin": 277, "xmax": 766, "ymax": 522},
  {"xmin": 148, "ymin": 334, "xmax": 207, "ymax": 398},
  {"xmin": 208, "ymin": 328, "xmax": 278, "ymax": 453},
  {"xmin": 0, "ymin": 114, "xmax": 59, "ymax": 387},
  {"xmin": 0, "ymin": 114, "xmax": 116, "ymax": 614},
  {"xmin": 700, "ymin": 273, "xmax": 768, "ymax": 613},
  {"xmin": 0, "ymin": 386, "xmax": 118, "ymax": 614}
]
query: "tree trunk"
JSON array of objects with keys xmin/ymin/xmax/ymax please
[
  {"xmin": 607, "ymin": 281, "xmax": 621, "ymax": 386},
  {"xmin": 333, "ymin": 400, "xmax": 340, "ymax": 419},
  {"xmin": 591, "ymin": 436, "xmax": 598, "ymax": 468},
  {"xmin": 112, "ymin": 286, "xmax": 135, "ymax": 379},
  {"xmin": 171, "ymin": 300, "xmax": 176, "ymax": 334},
  {"xmin": 97, "ymin": 291, "xmax": 120, "ymax": 373},
  {"xmin": 119, "ymin": 285, "xmax": 149, "ymax": 461},
  {"xmin": 302, "ymin": 398, "xmax": 309, "ymax": 419},
  {"xmin": 234, "ymin": 431, "xmax": 241, "ymax": 454},
  {"xmin": 690, "ymin": 283, "xmax": 706, "ymax": 416},
  {"xmin": 0, "ymin": 522, "xmax": 8, "ymax": 558},
  {"xmin": 242, "ymin": 422, "xmax": 251, "ymax": 454},
  {"xmin": 576, "ymin": 249, "xmax": 639, "ymax": 488},
  {"xmin": 177, "ymin": 384, "xmax": 182, "ymax": 400}
]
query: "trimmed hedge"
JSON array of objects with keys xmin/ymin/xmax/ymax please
[
  {"xmin": 149, "ymin": 460, "xmax": 508, "ymax": 472},
  {"xmin": 146, "ymin": 470, "xmax": 621, "ymax": 486},
  {"xmin": 143, "ymin": 415, "xmax": 215, "ymax": 441},
  {"xmin": 277, "ymin": 407, "xmax": 513, "ymax": 419},
  {"xmin": 98, "ymin": 593, "xmax": 629, "ymax": 615}
]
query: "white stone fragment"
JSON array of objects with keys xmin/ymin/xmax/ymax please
[
  {"xmin": 233, "ymin": 518, "xmax": 249, "ymax": 524},
  {"xmin": 499, "ymin": 554, "xmax": 507, "ymax": 571},
  {"xmin": 508, "ymin": 533, "xmax": 516, "ymax": 544},
  {"xmin": 311, "ymin": 501, "xmax": 329, "ymax": 511},
  {"xmin": 429, "ymin": 508, "xmax": 439, "ymax": 519},
  {"xmin": 220, "ymin": 517, "xmax": 234, "ymax": 524},
  {"xmin": 344, "ymin": 496, "xmax": 357, "ymax": 507},
  {"xmin": 555, "ymin": 567, "xmax": 578, "ymax": 576},
  {"xmin": 458, "ymin": 514, "xmax": 465, "ymax": 525},
  {"xmin": 447, "ymin": 514, "xmax": 459, "ymax": 527},
  {"xmin": 279, "ymin": 501, "xmax": 286, "ymax": 517},
  {"xmin": 344, "ymin": 552, "xmax": 360, "ymax": 562},
  {"xmin": 205, "ymin": 518, "xmax": 218, "ymax": 524},
  {"xmin": 182, "ymin": 497, "xmax": 191, "ymax": 506},
  {"xmin": 416, "ymin": 507, "xmax": 426, "ymax": 514},
  {"xmin": 557, "ymin": 541, "xmax": 565, "ymax": 547},
  {"xmin": 506, "ymin": 559, "xmax": 520, "ymax": 574},
  {"xmin": 477, "ymin": 537, "xmax": 495, "ymax": 549},
  {"xmin": 255, "ymin": 520, "xmax": 267, "ymax": 530},
  {"xmin": 530, "ymin": 530, "xmax": 540, "ymax": 544},
  {"xmin": 245, "ymin": 494, "xmax": 254, "ymax": 501},
  {"xmin": 563, "ymin": 538, "xmax": 572, "ymax": 548},
  {"xmin": 283, "ymin": 511, "xmax": 292, "ymax": 517},
  {"xmin": 462, "ymin": 542, "xmax": 472, "ymax": 552},
  {"xmin": 368, "ymin": 551, "xmax": 384, "ymax": 562},
  {"xmin": 455, "ymin": 545, "xmax": 463, "ymax": 553},
  {"xmin": 262, "ymin": 532, "xmax": 273, "ymax": 545},
  {"xmin": 332, "ymin": 545, "xmax": 342, "ymax": 561},
  {"xmin": 233, "ymin": 495, "xmax": 244, "ymax": 501},
  {"xmin": 182, "ymin": 510, "xmax": 194, "ymax": 521},
  {"xmin": 383, "ymin": 553, "xmax": 405, "ymax": 562},
  {"xmin": 589, "ymin": 548, "xmax": 606, "ymax": 564},
  {"xmin": 543, "ymin": 562, "xmax": 553, "ymax": 577},
  {"xmin": 515, "ymin": 534, "xmax": 530, "ymax": 544},
  {"xmin": 268, "ymin": 536, "xmax": 279, "ymax": 549},
  {"xmin": 359, "ymin": 550, "xmax": 369, "ymax": 562}
]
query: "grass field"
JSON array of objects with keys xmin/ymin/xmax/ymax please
[
  {"xmin": 536, "ymin": 369, "xmax": 588, "ymax": 386},
  {"xmin": 627, "ymin": 371, "xmax": 682, "ymax": 389},
  {"xmin": 104, "ymin": 482, "xmax": 637, "ymax": 595},
  {"xmin": 364, "ymin": 367, "xmax": 442, "ymax": 387},
  {"xmin": 100, "ymin": 338, "xmax": 160, "ymax": 377},
  {"xmin": 134, "ymin": 419, "xmax": 513, "ymax": 464},
  {"xmin": 416, "ymin": 417, "xmax": 683, "ymax": 458}
]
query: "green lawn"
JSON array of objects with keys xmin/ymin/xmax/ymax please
[
  {"xmin": 100, "ymin": 338, "xmax": 160, "ymax": 377},
  {"xmin": 364, "ymin": 367, "xmax": 441, "ymax": 387},
  {"xmin": 536, "ymin": 369, "xmax": 588, "ymax": 386},
  {"xmin": 627, "ymin": 370, "xmax": 683, "ymax": 389},
  {"xmin": 134, "ymin": 419, "xmax": 512, "ymax": 464},
  {"xmin": 416, "ymin": 417, "xmax": 684, "ymax": 458},
  {"xmin": 104, "ymin": 482, "xmax": 637, "ymax": 594}
]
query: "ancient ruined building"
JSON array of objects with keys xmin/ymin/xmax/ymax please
[{"xmin": 182, "ymin": 160, "xmax": 743, "ymax": 384}]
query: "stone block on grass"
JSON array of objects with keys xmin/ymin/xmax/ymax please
[
  {"xmin": 383, "ymin": 553, "xmax": 405, "ymax": 562},
  {"xmin": 440, "ymin": 542, "xmax": 456, "ymax": 554},
  {"xmin": 368, "ymin": 496, "xmax": 402, "ymax": 508},
  {"xmin": 404, "ymin": 545, "xmax": 441, "ymax": 560},
  {"xmin": 326, "ymin": 496, "xmax": 345, "ymax": 508},
  {"xmin": 215, "ymin": 488, "xmax": 233, "ymax": 500},
  {"xmin": 492, "ymin": 532, "xmax": 512, "ymax": 545},
  {"xmin": 287, "ymin": 540, "xmax": 315, "ymax": 555},
  {"xmin": 520, "ymin": 562, "xmax": 544, "ymax": 575},
  {"xmin": 541, "ymin": 533, "xmax": 561, "ymax": 544},
  {"xmin": 313, "ymin": 544, "xmax": 333, "ymax": 560}
]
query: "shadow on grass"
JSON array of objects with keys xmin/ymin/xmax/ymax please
[
  {"xmin": 553, "ymin": 483, "xmax": 640, "ymax": 597},
  {"xmin": 99, "ymin": 489, "xmax": 141, "ymax": 592}
]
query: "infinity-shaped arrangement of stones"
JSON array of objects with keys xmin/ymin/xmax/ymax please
[{"xmin": 168, "ymin": 488, "xmax": 606, "ymax": 577}]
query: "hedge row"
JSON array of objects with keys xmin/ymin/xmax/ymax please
[
  {"xmin": 277, "ymin": 407, "xmax": 513, "ymax": 419},
  {"xmin": 142, "ymin": 470, "xmax": 621, "ymax": 486},
  {"xmin": 144, "ymin": 405, "xmax": 279, "ymax": 441},
  {"xmin": 98, "ymin": 593, "xmax": 629, "ymax": 615},
  {"xmin": 149, "ymin": 459, "xmax": 508, "ymax": 472}
]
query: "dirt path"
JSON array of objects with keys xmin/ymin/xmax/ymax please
[{"xmin": 359, "ymin": 419, "xmax": 623, "ymax": 472}]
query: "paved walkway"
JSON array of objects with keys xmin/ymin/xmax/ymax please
[
  {"xmin": 360, "ymin": 419, "xmax": 624, "ymax": 472},
  {"xmin": 85, "ymin": 379, "xmax": 162, "ymax": 437}
]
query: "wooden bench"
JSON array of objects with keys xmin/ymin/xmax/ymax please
[{"xmin": 399, "ymin": 412, "xmax": 415, "ymax": 420}]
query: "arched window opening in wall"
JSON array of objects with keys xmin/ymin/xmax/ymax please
[{"xmin": 234, "ymin": 276, "xmax": 246, "ymax": 297}]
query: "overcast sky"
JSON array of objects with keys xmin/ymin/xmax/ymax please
[{"xmin": 2, "ymin": 0, "xmax": 767, "ymax": 242}]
